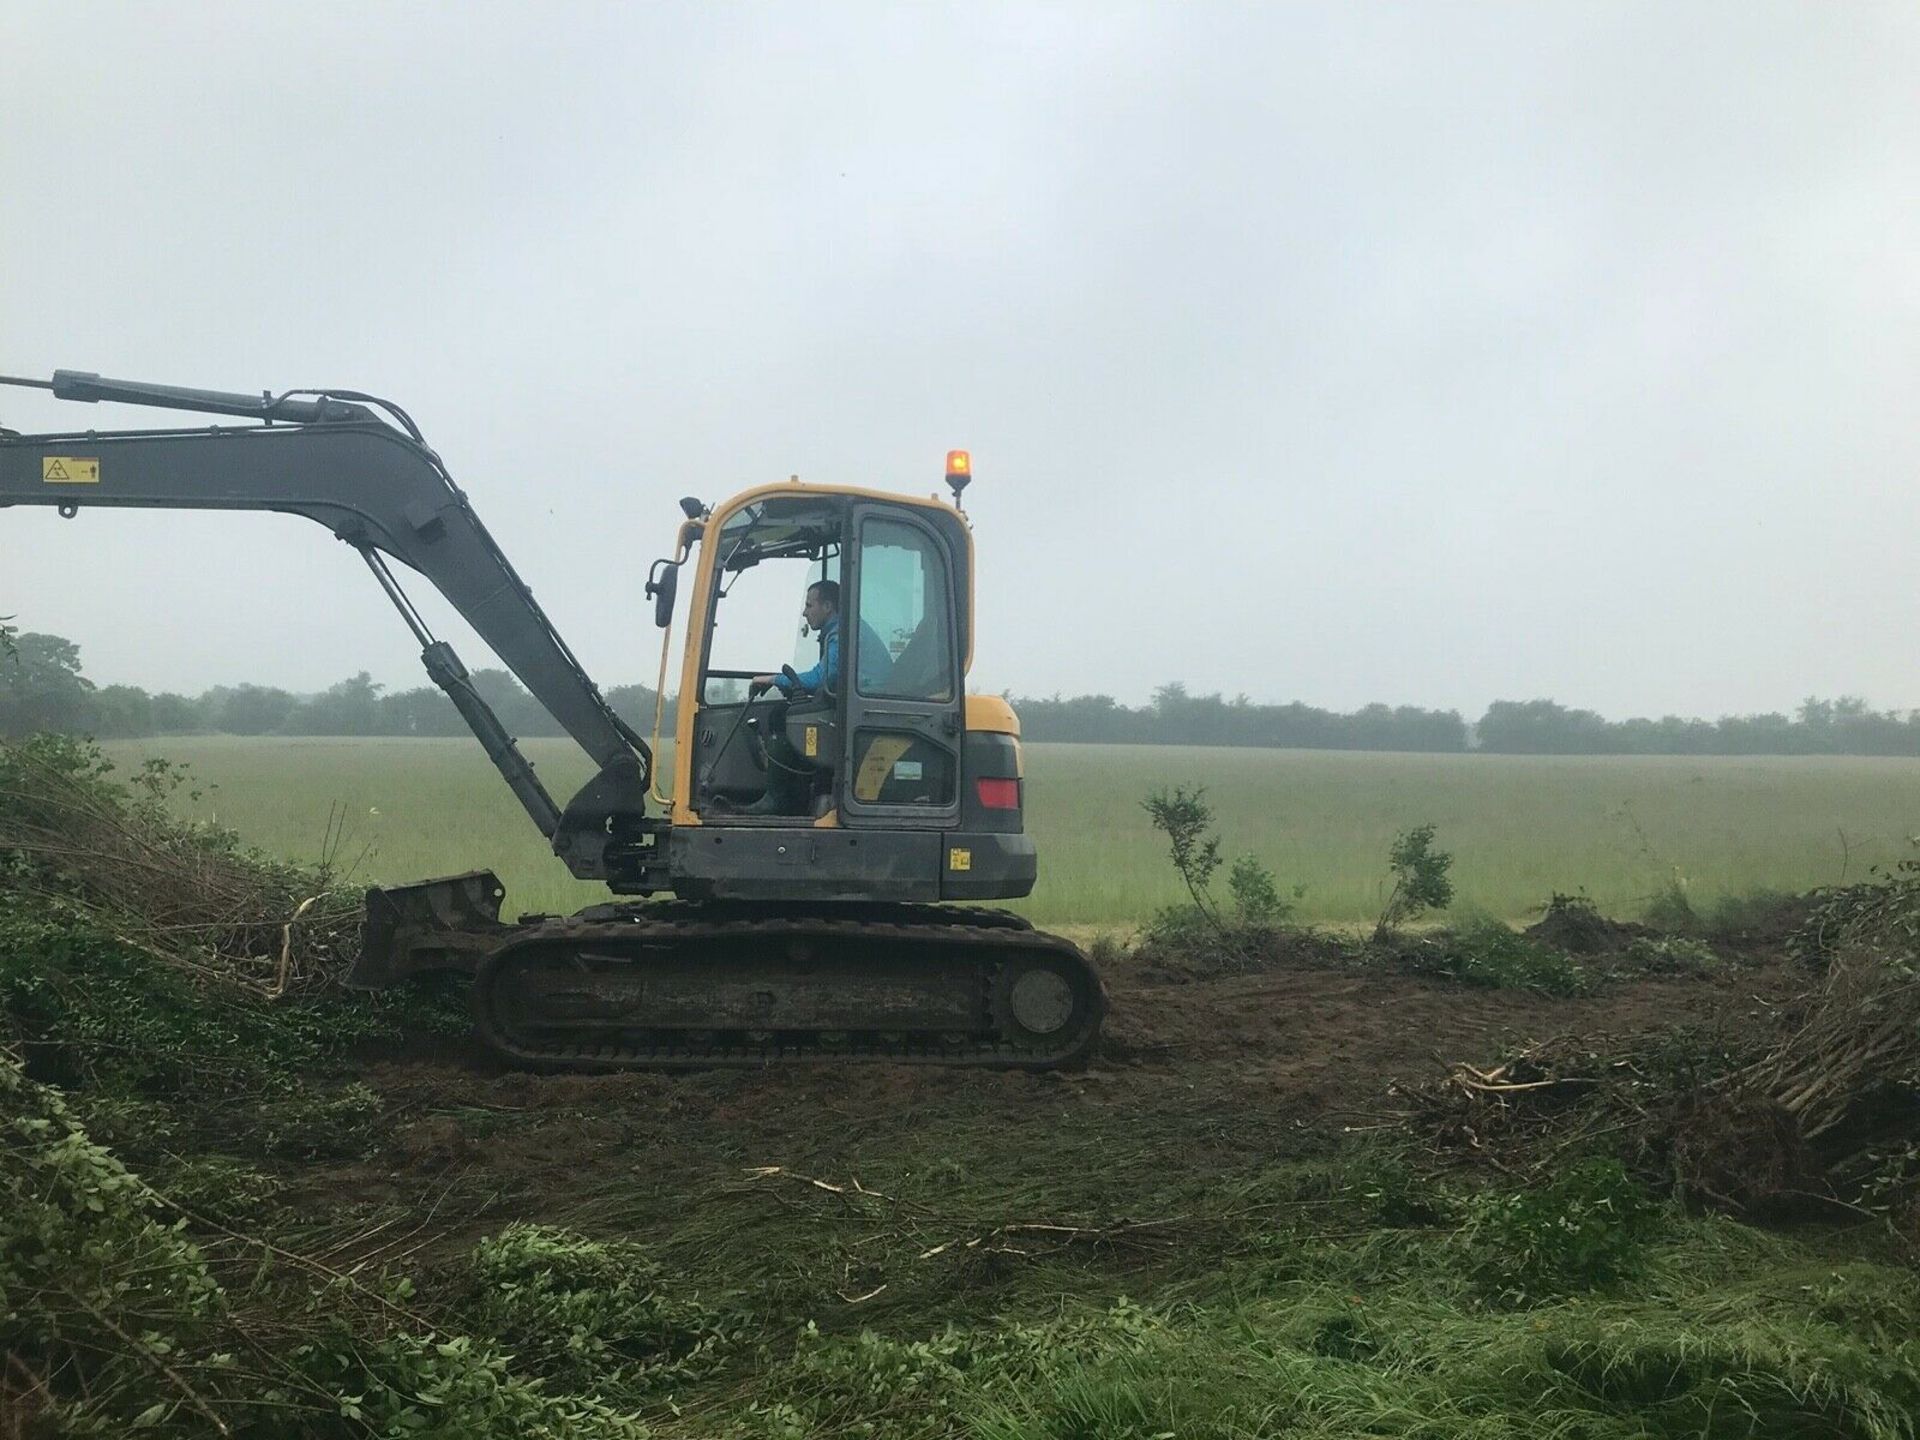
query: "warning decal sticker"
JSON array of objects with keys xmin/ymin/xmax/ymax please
[{"xmin": 42, "ymin": 457, "xmax": 100, "ymax": 485}]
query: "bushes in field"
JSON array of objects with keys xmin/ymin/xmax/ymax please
[
  {"xmin": 0, "ymin": 731, "xmax": 361, "ymax": 998},
  {"xmin": 1139, "ymin": 784, "xmax": 1302, "ymax": 965},
  {"xmin": 1130, "ymin": 787, "xmax": 1770, "ymax": 996},
  {"xmin": 1372, "ymin": 821, "xmax": 1455, "ymax": 942}
]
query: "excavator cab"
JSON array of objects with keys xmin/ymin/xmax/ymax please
[
  {"xmin": 0, "ymin": 372, "xmax": 1101, "ymax": 1068},
  {"xmin": 649, "ymin": 481, "xmax": 1034, "ymax": 904}
]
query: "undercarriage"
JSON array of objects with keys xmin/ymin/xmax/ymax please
[{"xmin": 359, "ymin": 877, "xmax": 1105, "ymax": 1071}]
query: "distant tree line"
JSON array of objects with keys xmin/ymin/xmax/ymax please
[
  {"xmin": 0, "ymin": 629, "xmax": 670, "ymax": 742},
  {"xmin": 5, "ymin": 627, "xmax": 1920, "ymax": 756},
  {"xmin": 1010, "ymin": 684, "xmax": 1472, "ymax": 751},
  {"xmin": 1008, "ymin": 684, "xmax": 1920, "ymax": 755},
  {"xmin": 1471, "ymin": 695, "xmax": 1920, "ymax": 757}
]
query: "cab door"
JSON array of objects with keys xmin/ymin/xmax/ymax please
[{"xmin": 838, "ymin": 505, "xmax": 964, "ymax": 828}]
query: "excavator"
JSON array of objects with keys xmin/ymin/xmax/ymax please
[{"xmin": 0, "ymin": 369, "xmax": 1104, "ymax": 1069}]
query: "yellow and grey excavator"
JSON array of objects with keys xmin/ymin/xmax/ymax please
[{"xmin": 0, "ymin": 370, "xmax": 1103, "ymax": 1068}]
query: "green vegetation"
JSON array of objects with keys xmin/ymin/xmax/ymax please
[
  {"xmin": 10, "ymin": 1037, "xmax": 1919, "ymax": 1439},
  {"xmin": 1139, "ymin": 784, "xmax": 1300, "ymax": 965},
  {"xmin": 1398, "ymin": 920, "xmax": 1591, "ymax": 996},
  {"xmin": 5, "ymin": 732, "xmax": 1920, "ymax": 1436},
  {"xmin": 1373, "ymin": 821, "xmax": 1455, "ymax": 941},
  {"xmin": 97, "ymin": 736, "xmax": 1920, "ymax": 926}
]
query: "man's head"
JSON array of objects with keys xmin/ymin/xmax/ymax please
[{"xmin": 802, "ymin": 579, "xmax": 839, "ymax": 631}]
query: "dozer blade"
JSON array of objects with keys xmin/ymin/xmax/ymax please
[{"xmin": 351, "ymin": 870, "xmax": 514, "ymax": 989}]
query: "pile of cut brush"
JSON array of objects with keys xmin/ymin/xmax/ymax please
[
  {"xmin": 1411, "ymin": 863, "xmax": 1920, "ymax": 1239},
  {"xmin": 0, "ymin": 732, "xmax": 361, "ymax": 999}
]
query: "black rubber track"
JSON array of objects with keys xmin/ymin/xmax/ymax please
[{"xmin": 470, "ymin": 904, "xmax": 1104, "ymax": 1072}]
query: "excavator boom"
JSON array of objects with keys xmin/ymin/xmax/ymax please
[{"xmin": 0, "ymin": 372, "xmax": 652, "ymax": 883}]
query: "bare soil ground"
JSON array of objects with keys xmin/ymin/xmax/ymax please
[{"xmin": 282, "ymin": 945, "xmax": 1806, "ymax": 1279}]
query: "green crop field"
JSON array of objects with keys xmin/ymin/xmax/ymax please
[{"xmin": 102, "ymin": 736, "xmax": 1920, "ymax": 929}]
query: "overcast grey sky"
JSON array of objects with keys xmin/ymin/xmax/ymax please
[{"xmin": 4, "ymin": 2, "xmax": 1916, "ymax": 719}]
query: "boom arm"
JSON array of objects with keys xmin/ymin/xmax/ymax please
[{"xmin": 0, "ymin": 370, "xmax": 652, "ymax": 884}]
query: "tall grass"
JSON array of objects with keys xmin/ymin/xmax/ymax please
[{"xmin": 103, "ymin": 737, "xmax": 1920, "ymax": 926}]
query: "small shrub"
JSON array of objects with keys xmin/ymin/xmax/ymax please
[
  {"xmin": 1702, "ymin": 887, "xmax": 1801, "ymax": 938},
  {"xmin": 1461, "ymin": 1158, "xmax": 1662, "ymax": 1300},
  {"xmin": 1142, "ymin": 785, "xmax": 1225, "ymax": 931},
  {"xmin": 1641, "ymin": 873, "xmax": 1700, "ymax": 933},
  {"xmin": 465, "ymin": 1222, "xmax": 739, "ymax": 1394},
  {"xmin": 152, "ymin": 1153, "xmax": 286, "ymax": 1224},
  {"xmin": 1349, "ymin": 1151, "xmax": 1456, "ymax": 1228},
  {"xmin": 292, "ymin": 1325, "xmax": 650, "ymax": 1440},
  {"xmin": 1622, "ymin": 935, "xmax": 1722, "ymax": 975},
  {"xmin": 1227, "ymin": 852, "xmax": 1293, "ymax": 928},
  {"xmin": 743, "ymin": 1322, "xmax": 970, "ymax": 1439},
  {"xmin": 1140, "ymin": 785, "xmax": 1297, "ymax": 966},
  {"xmin": 1374, "ymin": 823, "xmax": 1454, "ymax": 942},
  {"xmin": 256, "ymin": 1081, "xmax": 384, "ymax": 1161},
  {"xmin": 1406, "ymin": 920, "xmax": 1588, "ymax": 996},
  {"xmin": 1138, "ymin": 902, "xmax": 1220, "ymax": 956}
]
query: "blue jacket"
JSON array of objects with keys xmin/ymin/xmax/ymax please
[{"xmin": 777, "ymin": 615, "xmax": 894, "ymax": 695}]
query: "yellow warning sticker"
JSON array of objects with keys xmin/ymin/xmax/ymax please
[
  {"xmin": 949, "ymin": 847, "xmax": 972, "ymax": 872},
  {"xmin": 42, "ymin": 457, "xmax": 100, "ymax": 485},
  {"xmin": 804, "ymin": 726, "xmax": 818, "ymax": 758}
]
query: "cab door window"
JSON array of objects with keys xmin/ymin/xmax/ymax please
[
  {"xmin": 844, "ymin": 515, "xmax": 959, "ymax": 813},
  {"xmin": 856, "ymin": 518, "xmax": 954, "ymax": 702}
]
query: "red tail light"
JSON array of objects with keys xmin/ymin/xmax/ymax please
[{"xmin": 975, "ymin": 777, "xmax": 1019, "ymax": 810}]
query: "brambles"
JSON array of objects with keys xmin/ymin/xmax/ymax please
[{"xmin": 0, "ymin": 734, "xmax": 453, "ymax": 1100}]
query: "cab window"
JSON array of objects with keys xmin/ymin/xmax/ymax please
[
  {"xmin": 856, "ymin": 518, "xmax": 953, "ymax": 702},
  {"xmin": 701, "ymin": 497, "xmax": 841, "ymax": 702}
]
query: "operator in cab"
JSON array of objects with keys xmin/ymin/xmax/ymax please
[{"xmin": 744, "ymin": 580, "xmax": 892, "ymax": 814}]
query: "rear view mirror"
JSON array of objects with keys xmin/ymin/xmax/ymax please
[{"xmin": 646, "ymin": 560, "xmax": 678, "ymax": 628}]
